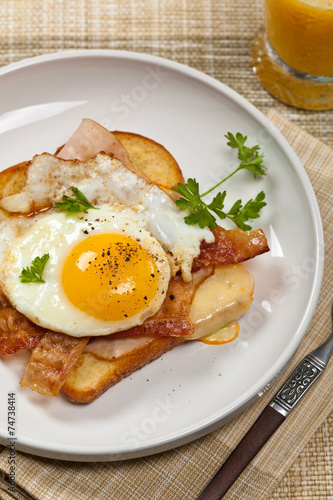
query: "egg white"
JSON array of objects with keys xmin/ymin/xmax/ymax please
[
  {"xmin": 0, "ymin": 153, "xmax": 214, "ymax": 280},
  {"xmin": 0, "ymin": 152, "xmax": 216, "ymax": 337}
]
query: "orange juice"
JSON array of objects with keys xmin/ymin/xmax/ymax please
[{"xmin": 265, "ymin": 0, "xmax": 333, "ymax": 77}]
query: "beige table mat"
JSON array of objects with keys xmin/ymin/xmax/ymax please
[
  {"xmin": 0, "ymin": 1, "xmax": 332, "ymax": 498},
  {"xmin": 0, "ymin": 110, "xmax": 332, "ymax": 500}
]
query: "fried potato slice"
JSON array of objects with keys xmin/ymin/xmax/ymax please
[
  {"xmin": 113, "ymin": 131, "xmax": 184, "ymax": 188},
  {"xmin": 0, "ymin": 162, "xmax": 28, "ymax": 203}
]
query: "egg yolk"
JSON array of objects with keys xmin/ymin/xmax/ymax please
[{"xmin": 62, "ymin": 234, "xmax": 159, "ymax": 322}]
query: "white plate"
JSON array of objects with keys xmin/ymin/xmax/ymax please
[{"xmin": 0, "ymin": 50, "xmax": 324, "ymax": 461}]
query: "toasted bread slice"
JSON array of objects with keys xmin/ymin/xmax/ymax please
[
  {"xmin": 62, "ymin": 337, "xmax": 185, "ymax": 404},
  {"xmin": 60, "ymin": 131, "xmax": 187, "ymax": 403}
]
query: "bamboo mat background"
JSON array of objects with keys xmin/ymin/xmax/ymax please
[{"xmin": 0, "ymin": 1, "xmax": 332, "ymax": 499}]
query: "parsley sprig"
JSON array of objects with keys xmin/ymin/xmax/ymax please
[
  {"xmin": 55, "ymin": 187, "xmax": 99, "ymax": 214},
  {"xmin": 172, "ymin": 132, "xmax": 267, "ymax": 230},
  {"xmin": 19, "ymin": 254, "xmax": 50, "ymax": 283}
]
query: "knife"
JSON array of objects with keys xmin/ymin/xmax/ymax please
[{"xmin": 198, "ymin": 308, "xmax": 333, "ymax": 500}]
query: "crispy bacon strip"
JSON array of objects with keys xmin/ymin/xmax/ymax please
[
  {"xmin": 116, "ymin": 267, "xmax": 214, "ymax": 338},
  {"xmin": 118, "ymin": 227, "xmax": 268, "ymax": 338},
  {"xmin": 0, "ymin": 227, "xmax": 268, "ymax": 358},
  {"xmin": 0, "ymin": 288, "xmax": 45, "ymax": 355},
  {"xmin": 20, "ymin": 332, "xmax": 88, "ymax": 396},
  {"xmin": 194, "ymin": 226, "xmax": 269, "ymax": 267},
  {"xmin": 0, "ymin": 307, "xmax": 45, "ymax": 355},
  {"xmin": 0, "ymin": 289, "xmax": 11, "ymax": 309},
  {"xmin": 127, "ymin": 277, "xmax": 195, "ymax": 337}
]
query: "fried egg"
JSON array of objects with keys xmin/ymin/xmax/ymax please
[
  {"xmin": 0, "ymin": 152, "xmax": 215, "ymax": 337},
  {"xmin": 0, "ymin": 211, "xmax": 170, "ymax": 336}
]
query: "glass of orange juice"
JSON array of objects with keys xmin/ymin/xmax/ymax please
[{"xmin": 252, "ymin": 0, "xmax": 333, "ymax": 109}]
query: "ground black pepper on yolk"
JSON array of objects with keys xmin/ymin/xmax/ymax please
[{"xmin": 62, "ymin": 233, "xmax": 160, "ymax": 321}]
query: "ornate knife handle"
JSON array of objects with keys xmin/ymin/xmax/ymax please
[{"xmin": 270, "ymin": 354, "xmax": 326, "ymax": 417}]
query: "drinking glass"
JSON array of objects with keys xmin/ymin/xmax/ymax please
[{"xmin": 252, "ymin": 0, "xmax": 333, "ymax": 110}]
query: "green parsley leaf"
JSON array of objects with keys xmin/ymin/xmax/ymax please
[
  {"xmin": 173, "ymin": 179, "xmax": 221, "ymax": 230},
  {"xmin": 226, "ymin": 191, "xmax": 267, "ymax": 230},
  {"xmin": 172, "ymin": 132, "xmax": 267, "ymax": 230},
  {"xmin": 224, "ymin": 132, "xmax": 267, "ymax": 178},
  {"xmin": 54, "ymin": 187, "xmax": 99, "ymax": 213},
  {"xmin": 225, "ymin": 131, "xmax": 247, "ymax": 151},
  {"xmin": 19, "ymin": 254, "xmax": 50, "ymax": 283},
  {"xmin": 207, "ymin": 191, "xmax": 227, "ymax": 221}
]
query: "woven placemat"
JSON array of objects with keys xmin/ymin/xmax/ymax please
[
  {"xmin": 271, "ymin": 413, "xmax": 333, "ymax": 499},
  {"xmin": 0, "ymin": 0, "xmax": 332, "ymax": 150},
  {"xmin": 0, "ymin": 1, "xmax": 332, "ymax": 498}
]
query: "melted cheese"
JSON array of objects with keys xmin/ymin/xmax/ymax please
[
  {"xmin": 188, "ymin": 263, "xmax": 254, "ymax": 340},
  {"xmin": 198, "ymin": 322, "xmax": 240, "ymax": 345}
]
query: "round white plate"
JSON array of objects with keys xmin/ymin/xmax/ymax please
[{"xmin": 0, "ymin": 50, "xmax": 324, "ymax": 461}]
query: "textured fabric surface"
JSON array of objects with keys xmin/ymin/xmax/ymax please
[
  {"xmin": 0, "ymin": 1, "xmax": 332, "ymax": 499},
  {"xmin": 0, "ymin": 0, "xmax": 332, "ymax": 150}
]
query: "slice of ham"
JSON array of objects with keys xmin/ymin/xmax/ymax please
[
  {"xmin": 57, "ymin": 118, "xmax": 132, "ymax": 164},
  {"xmin": 56, "ymin": 118, "xmax": 151, "ymax": 183},
  {"xmin": 84, "ymin": 335, "xmax": 156, "ymax": 361},
  {"xmin": 20, "ymin": 332, "xmax": 88, "ymax": 396},
  {"xmin": 194, "ymin": 226, "xmax": 269, "ymax": 268}
]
